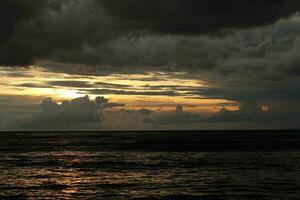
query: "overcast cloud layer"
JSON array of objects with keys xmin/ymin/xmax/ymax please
[{"xmin": 1, "ymin": 0, "xmax": 300, "ymax": 67}]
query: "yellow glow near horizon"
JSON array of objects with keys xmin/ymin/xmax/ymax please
[
  {"xmin": 57, "ymin": 90, "xmax": 81, "ymax": 99},
  {"xmin": 0, "ymin": 66, "xmax": 239, "ymax": 113}
]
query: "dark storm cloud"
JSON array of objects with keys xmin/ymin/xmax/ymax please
[
  {"xmin": 0, "ymin": 0, "xmax": 48, "ymax": 42},
  {"xmin": 102, "ymin": 0, "xmax": 300, "ymax": 34},
  {"xmin": 0, "ymin": 0, "xmax": 50, "ymax": 66},
  {"xmin": 1, "ymin": 0, "xmax": 300, "ymax": 67},
  {"xmin": 38, "ymin": 16, "xmax": 300, "ymax": 81},
  {"xmin": 186, "ymin": 79, "xmax": 300, "ymax": 101},
  {"xmin": 0, "ymin": 0, "xmax": 115, "ymax": 66}
]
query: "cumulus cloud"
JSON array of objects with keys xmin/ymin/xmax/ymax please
[
  {"xmin": 18, "ymin": 95, "xmax": 124, "ymax": 130},
  {"xmin": 1, "ymin": 96, "xmax": 299, "ymax": 130}
]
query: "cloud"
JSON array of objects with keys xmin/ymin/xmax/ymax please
[
  {"xmin": 47, "ymin": 81, "xmax": 92, "ymax": 88},
  {"xmin": 20, "ymin": 80, "xmax": 132, "ymax": 90},
  {"xmin": 0, "ymin": 0, "xmax": 48, "ymax": 42},
  {"xmin": 0, "ymin": 0, "xmax": 114, "ymax": 66},
  {"xmin": 17, "ymin": 83, "xmax": 52, "ymax": 88},
  {"xmin": 0, "ymin": 114, "xmax": 3, "ymax": 129},
  {"xmin": 95, "ymin": 82, "xmax": 131, "ymax": 89},
  {"xmin": 1, "ymin": 95, "xmax": 299, "ymax": 130},
  {"xmin": 143, "ymin": 102, "xmax": 300, "ymax": 126},
  {"xmin": 102, "ymin": 0, "xmax": 300, "ymax": 34},
  {"xmin": 143, "ymin": 105, "xmax": 205, "ymax": 125},
  {"xmin": 208, "ymin": 102, "xmax": 264, "ymax": 122},
  {"xmin": 0, "ymin": 0, "xmax": 50, "ymax": 66},
  {"xmin": 85, "ymin": 89, "xmax": 178, "ymax": 96},
  {"xmin": 17, "ymin": 95, "xmax": 125, "ymax": 130},
  {"xmin": 0, "ymin": 1, "xmax": 300, "ymax": 130},
  {"xmin": 206, "ymin": 100, "xmax": 300, "ymax": 124},
  {"xmin": 34, "ymin": 14, "xmax": 300, "ymax": 85},
  {"xmin": 1, "ymin": 0, "xmax": 300, "ymax": 68},
  {"xmin": 1, "ymin": 0, "xmax": 300, "ymax": 108},
  {"xmin": 186, "ymin": 79, "xmax": 300, "ymax": 102},
  {"xmin": 99, "ymin": 102, "xmax": 125, "ymax": 109},
  {"xmin": 138, "ymin": 109, "xmax": 152, "ymax": 116}
]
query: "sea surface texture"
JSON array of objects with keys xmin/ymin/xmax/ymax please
[{"xmin": 0, "ymin": 131, "xmax": 300, "ymax": 200}]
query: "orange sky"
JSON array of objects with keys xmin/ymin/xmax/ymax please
[{"xmin": 0, "ymin": 66, "xmax": 238, "ymax": 113}]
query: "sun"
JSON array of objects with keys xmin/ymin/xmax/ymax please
[{"xmin": 58, "ymin": 90, "xmax": 81, "ymax": 99}]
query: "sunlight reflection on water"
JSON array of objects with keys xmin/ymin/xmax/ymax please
[{"xmin": 0, "ymin": 132, "xmax": 300, "ymax": 199}]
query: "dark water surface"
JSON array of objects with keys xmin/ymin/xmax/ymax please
[{"xmin": 0, "ymin": 131, "xmax": 300, "ymax": 199}]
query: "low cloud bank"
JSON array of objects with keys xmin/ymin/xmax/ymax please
[
  {"xmin": 144, "ymin": 103, "xmax": 300, "ymax": 126},
  {"xmin": 18, "ymin": 95, "xmax": 124, "ymax": 130}
]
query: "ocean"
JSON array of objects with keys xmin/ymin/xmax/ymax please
[{"xmin": 0, "ymin": 131, "xmax": 300, "ymax": 199}]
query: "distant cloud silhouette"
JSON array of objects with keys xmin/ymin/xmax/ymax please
[
  {"xmin": 18, "ymin": 95, "xmax": 125, "ymax": 130},
  {"xmin": 138, "ymin": 109, "xmax": 152, "ymax": 116},
  {"xmin": 85, "ymin": 89, "xmax": 178, "ymax": 96},
  {"xmin": 142, "ymin": 102, "xmax": 300, "ymax": 126},
  {"xmin": 208, "ymin": 101, "xmax": 264, "ymax": 123},
  {"xmin": 143, "ymin": 105, "xmax": 204, "ymax": 125}
]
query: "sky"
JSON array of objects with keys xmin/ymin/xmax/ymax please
[{"xmin": 0, "ymin": 0, "xmax": 300, "ymax": 131}]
